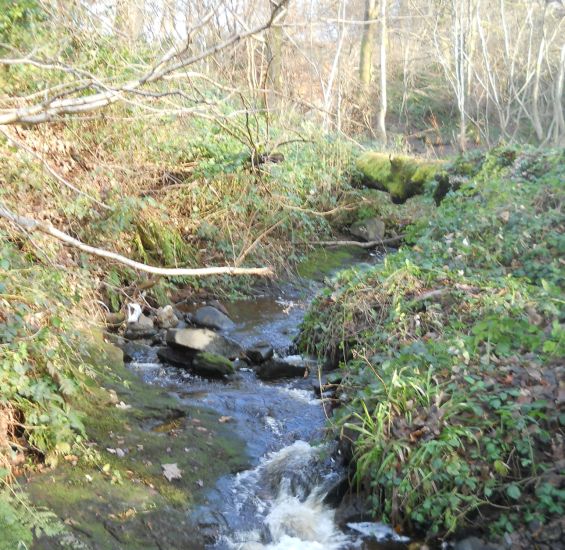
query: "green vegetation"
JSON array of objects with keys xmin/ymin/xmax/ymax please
[
  {"xmin": 300, "ymin": 146, "xmax": 564, "ymax": 539},
  {"xmin": 1, "ymin": 3, "xmax": 563, "ymax": 547}
]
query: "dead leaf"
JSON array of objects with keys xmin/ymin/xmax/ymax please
[
  {"xmin": 162, "ymin": 463, "xmax": 182, "ymax": 482},
  {"xmin": 118, "ymin": 508, "xmax": 137, "ymax": 520}
]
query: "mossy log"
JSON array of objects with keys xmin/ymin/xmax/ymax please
[{"xmin": 356, "ymin": 152, "xmax": 445, "ymax": 203}]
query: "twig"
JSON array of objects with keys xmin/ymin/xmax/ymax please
[
  {"xmin": 0, "ymin": 203, "xmax": 272, "ymax": 278},
  {"xmin": 235, "ymin": 218, "xmax": 284, "ymax": 266},
  {"xmin": 0, "ymin": 1, "xmax": 289, "ymax": 125}
]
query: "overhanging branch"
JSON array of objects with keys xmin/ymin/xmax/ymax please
[{"xmin": 0, "ymin": 1, "xmax": 289, "ymax": 126}]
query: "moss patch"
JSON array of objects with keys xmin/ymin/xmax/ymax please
[
  {"xmin": 296, "ymin": 247, "xmax": 364, "ymax": 281},
  {"xmin": 356, "ymin": 152, "xmax": 444, "ymax": 203}
]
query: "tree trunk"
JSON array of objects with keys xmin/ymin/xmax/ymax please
[
  {"xmin": 114, "ymin": 0, "xmax": 145, "ymax": 42},
  {"xmin": 453, "ymin": 0, "xmax": 469, "ymax": 151},
  {"xmin": 359, "ymin": 0, "xmax": 379, "ymax": 87},
  {"xmin": 266, "ymin": 1, "xmax": 284, "ymax": 100},
  {"xmin": 554, "ymin": 43, "xmax": 565, "ymax": 146},
  {"xmin": 377, "ymin": 0, "xmax": 387, "ymax": 142},
  {"xmin": 531, "ymin": 9, "xmax": 547, "ymax": 143}
]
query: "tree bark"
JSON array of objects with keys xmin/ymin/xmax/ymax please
[
  {"xmin": 266, "ymin": 1, "xmax": 284, "ymax": 100},
  {"xmin": 114, "ymin": 0, "xmax": 145, "ymax": 42},
  {"xmin": 554, "ymin": 43, "xmax": 565, "ymax": 146}
]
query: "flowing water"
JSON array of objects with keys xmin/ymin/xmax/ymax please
[{"xmin": 126, "ymin": 250, "xmax": 413, "ymax": 549}]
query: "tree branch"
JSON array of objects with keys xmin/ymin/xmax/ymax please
[
  {"xmin": 0, "ymin": 204, "xmax": 272, "ymax": 278},
  {"xmin": 0, "ymin": 1, "xmax": 289, "ymax": 126}
]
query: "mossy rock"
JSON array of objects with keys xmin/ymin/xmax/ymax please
[
  {"xmin": 192, "ymin": 351, "xmax": 235, "ymax": 377},
  {"xmin": 356, "ymin": 152, "xmax": 445, "ymax": 203}
]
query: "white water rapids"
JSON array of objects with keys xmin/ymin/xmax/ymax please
[{"xmin": 221, "ymin": 441, "xmax": 353, "ymax": 550}]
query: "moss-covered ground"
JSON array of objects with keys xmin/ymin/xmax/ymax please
[{"xmin": 25, "ymin": 334, "xmax": 247, "ymax": 549}]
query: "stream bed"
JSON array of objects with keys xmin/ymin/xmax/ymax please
[{"xmin": 124, "ymin": 249, "xmax": 413, "ymax": 549}]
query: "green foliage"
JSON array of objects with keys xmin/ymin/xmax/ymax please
[
  {"xmin": 0, "ymin": 0, "xmax": 43, "ymax": 44},
  {"xmin": 301, "ymin": 147, "xmax": 565, "ymax": 538},
  {"xmin": 0, "ymin": 238, "xmax": 91, "ymax": 461},
  {"xmin": 0, "ymin": 482, "xmax": 64, "ymax": 550}
]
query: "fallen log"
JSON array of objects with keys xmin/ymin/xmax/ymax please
[{"xmin": 310, "ymin": 234, "xmax": 405, "ymax": 248}]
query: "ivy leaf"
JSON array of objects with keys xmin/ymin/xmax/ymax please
[{"xmin": 506, "ymin": 484, "xmax": 521, "ymax": 500}]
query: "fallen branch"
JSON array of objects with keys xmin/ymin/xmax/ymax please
[
  {"xmin": 310, "ymin": 234, "xmax": 406, "ymax": 248},
  {"xmin": 0, "ymin": 204, "xmax": 272, "ymax": 277}
]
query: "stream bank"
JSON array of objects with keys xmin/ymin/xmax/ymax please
[{"xmin": 26, "ymin": 246, "xmax": 412, "ymax": 550}]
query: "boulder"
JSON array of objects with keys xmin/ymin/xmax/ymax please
[
  {"xmin": 349, "ymin": 217, "xmax": 385, "ymax": 242},
  {"xmin": 157, "ymin": 348, "xmax": 233, "ymax": 378},
  {"xmin": 166, "ymin": 328, "xmax": 243, "ymax": 359},
  {"xmin": 105, "ymin": 311, "xmax": 125, "ymax": 329},
  {"xmin": 157, "ymin": 346, "xmax": 193, "ymax": 368},
  {"xmin": 333, "ymin": 494, "xmax": 372, "ymax": 528},
  {"xmin": 246, "ymin": 342, "xmax": 274, "ymax": 364},
  {"xmin": 124, "ymin": 314, "xmax": 157, "ymax": 340},
  {"xmin": 193, "ymin": 306, "xmax": 235, "ymax": 331},
  {"xmin": 121, "ymin": 341, "xmax": 153, "ymax": 362},
  {"xmin": 155, "ymin": 305, "xmax": 179, "ymax": 329},
  {"xmin": 454, "ymin": 537, "xmax": 501, "ymax": 550},
  {"xmin": 256, "ymin": 357, "xmax": 308, "ymax": 380},
  {"xmin": 192, "ymin": 352, "xmax": 234, "ymax": 378},
  {"xmin": 207, "ymin": 299, "xmax": 230, "ymax": 317}
]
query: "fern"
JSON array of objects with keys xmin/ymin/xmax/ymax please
[{"xmin": 0, "ymin": 485, "xmax": 65, "ymax": 550}]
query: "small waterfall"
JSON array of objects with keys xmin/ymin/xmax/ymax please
[{"xmin": 220, "ymin": 441, "xmax": 351, "ymax": 550}]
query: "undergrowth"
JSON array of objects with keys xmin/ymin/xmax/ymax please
[{"xmin": 299, "ymin": 146, "xmax": 565, "ymax": 540}]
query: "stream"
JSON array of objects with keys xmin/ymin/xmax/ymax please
[{"xmin": 124, "ymin": 249, "xmax": 412, "ymax": 550}]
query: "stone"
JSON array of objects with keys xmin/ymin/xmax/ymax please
[
  {"xmin": 454, "ymin": 537, "xmax": 500, "ymax": 550},
  {"xmin": 246, "ymin": 342, "xmax": 274, "ymax": 364},
  {"xmin": 105, "ymin": 311, "xmax": 125, "ymax": 329},
  {"xmin": 155, "ymin": 305, "xmax": 179, "ymax": 329},
  {"xmin": 192, "ymin": 352, "xmax": 234, "ymax": 378},
  {"xmin": 151, "ymin": 330, "xmax": 167, "ymax": 346},
  {"xmin": 356, "ymin": 152, "xmax": 444, "ymax": 204},
  {"xmin": 207, "ymin": 299, "xmax": 230, "ymax": 317},
  {"xmin": 157, "ymin": 347, "xmax": 233, "ymax": 378},
  {"xmin": 120, "ymin": 341, "xmax": 153, "ymax": 362},
  {"xmin": 166, "ymin": 328, "xmax": 243, "ymax": 359},
  {"xmin": 193, "ymin": 306, "xmax": 235, "ymax": 331},
  {"xmin": 124, "ymin": 314, "xmax": 157, "ymax": 340},
  {"xmin": 349, "ymin": 217, "xmax": 385, "ymax": 242},
  {"xmin": 256, "ymin": 357, "xmax": 308, "ymax": 380},
  {"xmin": 157, "ymin": 346, "xmax": 193, "ymax": 368},
  {"xmin": 333, "ymin": 494, "xmax": 372, "ymax": 528}
]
